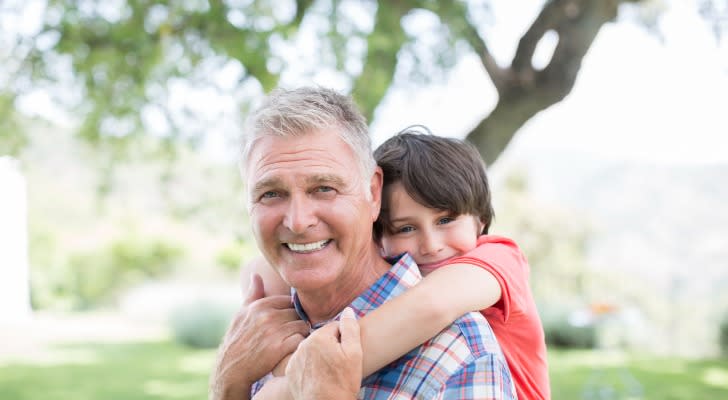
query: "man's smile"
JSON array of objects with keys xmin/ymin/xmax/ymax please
[{"xmin": 285, "ymin": 239, "xmax": 332, "ymax": 253}]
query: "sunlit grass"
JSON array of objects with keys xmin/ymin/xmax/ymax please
[
  {"xmin": 0, "ymin": 347, "xmax": 102, "ymax": 367},
  {"xmin": 1, "ymin": 343, "xmax": 727, "ymax": 399},
  {"xmin": 701, "ymin": 367, "xmax": 728, "ymax": 389},
  {"xmin": 0, "ymin": 341, "xmax": 216, "ymax": 400},
  {"xmin": 548, "ymin": 349, "xmax": 728, "ymax": 399}
]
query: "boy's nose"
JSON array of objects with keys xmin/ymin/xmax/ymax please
[{"xmin": 420, "ymin": 233, "xmax": 444, "ymax": 256}]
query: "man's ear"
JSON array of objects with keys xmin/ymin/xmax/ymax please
[{"xmin": 369, "ymin": 166, "xmax": 384, "ymax": 221}]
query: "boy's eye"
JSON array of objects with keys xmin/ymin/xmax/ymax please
[
  {"xmin": 397, "ymin": 226, "xmax": 415, "ymax": 233},
  {"xmin": 437, "ymin": 217, "xmax": 454, "ymax": 225}
]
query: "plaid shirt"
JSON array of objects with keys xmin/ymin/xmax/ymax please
[
  {"xmin": 353, "ymin": 253, "xmax": 516, "ymax": 399},
  {"xmin": 252, "ymin": 253, "xmax": 516, "ymax": 399}
]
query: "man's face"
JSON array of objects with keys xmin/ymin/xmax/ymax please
[{"xmin": 246, "ymin": 128, "xmax": 382, "ymax": 292}]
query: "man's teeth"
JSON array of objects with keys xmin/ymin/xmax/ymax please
[{"xmin": 286, "ymin": 240, "xmax": 329, "ymax": 253}]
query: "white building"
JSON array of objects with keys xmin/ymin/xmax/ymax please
[{"xmin": 0, "ymin": 156, "xmax": 31, "ymax": 321}]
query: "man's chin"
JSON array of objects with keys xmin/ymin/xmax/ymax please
[{"xmin": 285, "ymin": 272, "xmax": 339, "ymax": 294}]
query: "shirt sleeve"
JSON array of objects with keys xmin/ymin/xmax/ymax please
[
  {"xmin": 441, "ymin": 353, "xmax": 517, "ymax": 399},
  {"xmin": 250, "ymin": 373, "xmax": 273, "ymax": 397},
  {"xmin": 447, "ymin": 235, "xmax": 531, "ymax": 323}
]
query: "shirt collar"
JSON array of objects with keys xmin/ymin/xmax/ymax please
[
  {"xmin": 291, "ymin": 252, "xmax": 422, "ymax": 331},
  {"xmin": 291, "ymin": 290, "xmax": 337, "ymax": 331}
]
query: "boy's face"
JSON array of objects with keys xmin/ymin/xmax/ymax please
[{"xmin": 380, "ymin": 182, "xmax": 484, "ymax": 275}]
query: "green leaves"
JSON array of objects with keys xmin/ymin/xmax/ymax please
[{"xmin": 0, "ymin": 93, "xmax": 26, "ymax": 157}]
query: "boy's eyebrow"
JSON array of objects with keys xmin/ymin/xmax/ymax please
[
  {"xmin": 388, "ymin": 209, "xmax": 452, "ymax": 224},
  {"xmin": 388, "ymin": 216, "xmax": 414, "ymax": 224}
]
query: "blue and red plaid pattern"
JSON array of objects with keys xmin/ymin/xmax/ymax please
[
  {"xmin": 352, "ymin": 253, "xmax": 516, "ymax": 399},
  {"xmin": 252, "ymin": 253, "xmax": 516, "ymax": 399}
]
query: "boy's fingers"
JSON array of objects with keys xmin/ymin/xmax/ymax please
[
  {"xmin": 339, "ymin": 307, "xmax": 361, "ymax": 358},
  {"xmin": 244, "ymin": 273, "xmax": 265, "ymax": 305}
]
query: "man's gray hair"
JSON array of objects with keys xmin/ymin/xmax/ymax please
[{"xmin": 240, "ymin": 87, "xmax": 376, "ymax": 178}]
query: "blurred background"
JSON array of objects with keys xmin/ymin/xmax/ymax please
[{"xmin": 1, "ymin": 0, "xmax": 727, "ymax": 399}]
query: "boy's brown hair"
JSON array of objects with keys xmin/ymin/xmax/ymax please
[{"xmin": 373, "ymin": 126, "xmax": 494, "ymax": 239}]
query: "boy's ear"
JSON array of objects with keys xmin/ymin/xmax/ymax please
[
  {"xmin": 477, "ymin": 217, "xmax": 486, "ymax": 235},
  {"xmin": 369, "ymin": 166, "xmax": 384, "ymax": 221}
]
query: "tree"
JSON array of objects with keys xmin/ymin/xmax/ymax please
[{"xmin": 1, "ymin": 0, "xmax": 725, "ymax": 164}]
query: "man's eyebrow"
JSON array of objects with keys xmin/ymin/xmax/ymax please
[
  {"xmin": 306, "ymin": 174, "xmax": 346, "ymax": 187},
  {"xmin": 252, "ymin": 177, "xmax": 283, "ymax": 194}
]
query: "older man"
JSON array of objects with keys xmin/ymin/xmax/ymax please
[{"xmin": 210, "ymin": 87, "xmax": 516, "ymax": 399}]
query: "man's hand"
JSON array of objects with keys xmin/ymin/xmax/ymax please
[
  {"xmin": 286, "ymin": 307, "xmax": 363, "ymax": 400},
  {"xmin": 210, "ymin": 274, "xmax": 309, "ymax": 400}
]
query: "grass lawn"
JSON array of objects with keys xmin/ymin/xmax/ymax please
[
  {"xmin": 548, "ymin": 349, "xmax": 728, "ymax": 399},
  {"xmin": 0, "ymin": 341, "xmax": 216, "ymax": 400},
  {"xmin": 1, "ymin": 342, "xmax": 727, "ymax": 399}
]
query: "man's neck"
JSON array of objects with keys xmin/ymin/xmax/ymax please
[{"xmin": 296, "ymin": 246, "xmax": 391, "ymax": 325}]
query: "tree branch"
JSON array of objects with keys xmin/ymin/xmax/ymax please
[
  {"xmin": 351, "ymin": 1, "xmax": 411, "ymax": 121},
  {"xmin": 467, "ymin": 0, "xmax": 645, "ymax": 165},
  {"xmin": 510, "ymin": 0, "xmax": 564, "ymax": 74},
  {"xmin": 427, "ymin": 1, "xmax": 508, "ymax": 92},
  {"xmin": 293, "ymin": 0, "xmax": 315, "ymax": 26},
  {"xmin": 463, "ymin": 21, "xmax": 506, "ymax": 91}
]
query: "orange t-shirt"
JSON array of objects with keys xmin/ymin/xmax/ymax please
[{"xmin": 449, "ymin": 235, "xmax": 550, "ymax": 400}]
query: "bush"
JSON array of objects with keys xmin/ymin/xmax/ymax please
[
  {"xmin": 720, "ymin": 314, "xmax": 728, "ymax": 357},
  {"xmin": 64, "ymin": 237, "xmax": 183, "ymax": 309},
  {"xmin": 169, "ymin": 300, "xmax": 236, "ymax": 349},
  {"xmin": 541, "ymin": 308, "xmax": 597, "ymax": 349},
  {"xmin": 216, "ymin": 239, "xmax": 259, "ymax": 274},
  {"xmin": 216, "ymin": 242, "xmax": 245, "ymax": 273}
]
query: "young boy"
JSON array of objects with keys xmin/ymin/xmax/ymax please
[{"xmin": 249, "ymin": 128, "xmax": 550, "ymax": 399}]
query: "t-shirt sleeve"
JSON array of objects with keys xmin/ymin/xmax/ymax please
[{"xmin": 447, "ymin": 235, "xmax": 531, "ymax": 323}]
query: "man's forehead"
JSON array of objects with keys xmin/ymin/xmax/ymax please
[
  {"xmin": 248, "ymin": 129, "xmax": 346, "ymax": 159},
  {"xmin": 248, "ymin": 130, "xmax": 358, "ymax": 167}
]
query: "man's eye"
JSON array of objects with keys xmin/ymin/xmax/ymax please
[
  {"xmin": 316, "ymin": 186, "xmax": 334, "ymax": 193},
  {"xmin": 261, "ymin": 191, "xmax": 279, "ymax": 199}
]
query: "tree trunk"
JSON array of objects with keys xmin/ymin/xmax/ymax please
[{"xmin": 465, "ymin": 0, "xmax": 641, "ymax": 165}]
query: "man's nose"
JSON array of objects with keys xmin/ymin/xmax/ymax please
[{"xmin": 283, "ymin": 195, "xmax": 317, "ymax": 234}]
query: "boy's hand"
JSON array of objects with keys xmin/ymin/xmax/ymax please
[{"xmin": 286, "ymin": 307, "xmax": 362, "ymax": 399}]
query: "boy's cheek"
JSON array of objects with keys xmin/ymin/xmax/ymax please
[{"xmin": 382, "ymin": 238, "xmax": 408, "ymax": 257}]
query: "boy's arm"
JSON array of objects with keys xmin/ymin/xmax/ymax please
[
  {"xmin": 238, "ymin": 257, "xmax": 296, "ymax": 396},
  {"xmin": 247, "ymin": 258, "xmax": 501, "ymax": 379},
  {"xmin": 241, "ymin": 256, "xmax": 291, "ymax": 297},
  {"xmin": 359, "ymin": 263, "xmax": 501, "ymax": 376}
]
